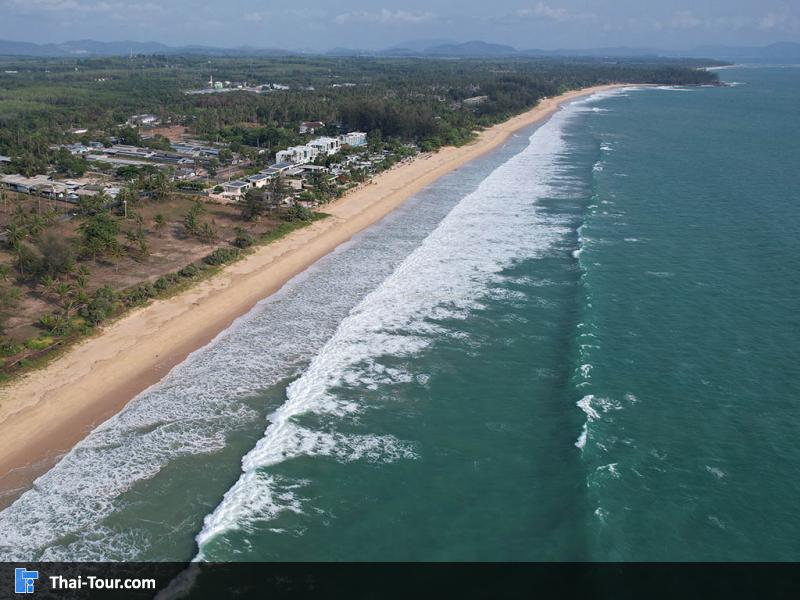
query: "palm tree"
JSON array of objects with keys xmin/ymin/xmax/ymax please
[
  {"xmin": 110, "ymin": 244, "xmax": 126, "ymax": 273},
  {"xmin": 39, "ymin": 274, "xmax": 56, "ymax": 296},
  {"xmin": 267, "ymin": 175, "xmax": 290, "ymax": 212},
  {"xmin": 27, "ymin": 214, "xmax": 46, "ymax": 240},
  {"xmin": 154, "ymin": 214, "xmax": 166, "ymax": 231},
  {"xmin": 53, "ymin": 281, "xmax": 74, "ymax": 306},
  {"xmin": 5, "ymin": 224, "xmax": 25, "ymax": 248},
  {"xmin": 74, "ymin": 265, "xmax": 91, "ymax": 291}
]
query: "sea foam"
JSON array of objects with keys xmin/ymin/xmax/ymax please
[
  {"xmin": 194, "ymin": 95, "xmax": 601, "ymax": 558},
  {"xmin": 0, "ymin": 178, "xmax": 457, "ymax": 561}
]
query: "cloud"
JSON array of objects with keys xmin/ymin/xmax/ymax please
[
  {"xmin": 670, "ymin": 10, "xmax": 701, "ymax": 29},
  {"xmin": 244, "ymin": 11, "xmax": 269, "ymax": 23},
  {"xmin": 516, "ymin": 2, "xmax": 594, "ymax": 22},
  {"xmin": 759, "ymin": 7, "xmax": 800, "ymax": 31},
  {"xmin": 334, "ymin": 9, "xmax": 434, "ymax": 26},
  {"xmin": 3, "ymin": 0, "xmax": 161, "ymax": 16}
]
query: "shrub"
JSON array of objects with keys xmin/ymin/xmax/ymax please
[
  {"xmin": 81, "ymin": 286, "xmax": 116, "ymax": 325},
  {"xmin": 232, "ymin": 228, "xmax": 255, "ymax": 249},
  {"xmin": 176, "ymin": 181, "xmax": 205, "ymax": 192},
  {"xmin": 178, "ymin": 264, "xmax": 200, "ymax": 278},
  {"xmin": 26, "ymin": 335, "xmax": 56, "ymax": 351},
  {"xmin": 154, "ymin": 272, "xmax": 180, "ymax": 293},
  {"xmin": 0, "ymin": 338, "xmax": 22, "ymax": 357},
  {"xmin": 119, "ymin": 283, "xmax": 156, "ymax": 307},
  {"xmin": 39, "ymin": 313, "xmax": 71, "ymax": 336},
  {"xmin": 203, "ymin": 247, "xmax": 240, "ymax": 266}
]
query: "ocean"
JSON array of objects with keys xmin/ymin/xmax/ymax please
[{"xmin": 1, "ymin": 66, "xmax": 798, "ymax": 562}]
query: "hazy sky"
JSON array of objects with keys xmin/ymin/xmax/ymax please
[{"xmin": 0, "ymin": 0, "xmax": 797, "ymax": 50}]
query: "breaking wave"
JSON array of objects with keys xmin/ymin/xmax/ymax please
[{"xmin": 194, "ymin": 96, "xmax": 599, "ymax": 558}]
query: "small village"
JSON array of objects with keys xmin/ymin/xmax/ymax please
[
  {"xmin": 0, "ymin": 111, "xmax": 405, "ymax": 212},
  {"xmin": 0, "ymin": 104, "xmax": 419, "ymax": 377}
]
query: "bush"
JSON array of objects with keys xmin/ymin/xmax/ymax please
[
  {"xmin": 178, "ymin": 264, "xmax": 200, "ymax": 278},
  {"xmin": 119, "ymin": 283, "xmax": 156, "ymax": 307},
  {"xmin": 283, "ymin": 205, "xmax": 314, "ymax": 222},
  {"xmin": 0, "ymin": 338, "xmax": 22, "ymax": 357},
  {"xmin": 176, "ymin": 181, "xmax": 206, "ymax": 192},
  {"xmin": 26, "ymin": 335, "xmax": 56, "ymax": 351},
  {"xmin": 203, "ymin": 247, "xmax": 240, "ymax": 266},
  {"xmin": 154, "ymin": 272, "xmax": 180, "ymax": 293},
  {"xmin": 232, "ymin": 228, "xmax": 255, "ymax": 249},
  {"xmin": 39, "ymin": 313, "xmax": 72, "ymax": 336},
  {"xmin": 81, "ymin": 286, "xmax": 116, "ymax": 325}
]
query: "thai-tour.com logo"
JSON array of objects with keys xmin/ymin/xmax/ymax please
[
  {"xmin": 12, "ymin": 567, "xmax": 157, "ymax": 594},
  {"xmin": 14, "ymin": 568, "xmax": 39, "ymax": 594}
]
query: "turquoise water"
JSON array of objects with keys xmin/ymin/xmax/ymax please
[{"xmin": 1, "ymin": 66, "xmax": 798, "ymax": 562}]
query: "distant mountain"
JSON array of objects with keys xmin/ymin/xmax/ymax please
[
  {"xmin": 424, "ymin": 41, "xmax": 518, "ymax": 57},
  {"xmin": 388, "ymin": 38, "xmax": 454, "ymax": 53},
  {"xmin": 0, "ymin": 39, "xmax": 293, "ymax": 58},
  {"xmin": 0, "ymin": 39, "xmax": 171, "ymax": 57},
  {"xmin": 0, "ymin": 38, "xmax": 797, "ymax": 62}
]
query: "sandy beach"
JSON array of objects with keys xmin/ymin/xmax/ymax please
[{"xmin": 0, "ymin": 84, "xmax": 625, "ymax": 504}]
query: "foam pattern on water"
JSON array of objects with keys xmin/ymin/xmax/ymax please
[
  {"xmin": 0, "ymin": 187, "xmax": 457, "ymax": 561},
  {"xmin": 195, "ymin": 98, "xmax": 595, "ymax": 557}
]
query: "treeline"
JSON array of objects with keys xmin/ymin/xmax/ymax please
[{"xmin": 0, "ymin": 55, "xmax": 720, "ymax": 168}]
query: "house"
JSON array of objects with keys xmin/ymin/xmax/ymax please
[
  {"xmin": 174, "ymin": 168, "xmax": 196, "ymax": 180},
  {"xmin": 300, "ymin": 164, "xmax": 329, "ymax": 174},
  {"xmin": 260, "ymin": 162, "xmax": 294, "ymax": 178},
  {"xmin": 338, "ymin": 132, "xmax": 367, "ymax": 147},
  {"xmin": 463, "ymin": 95, "xmax": 489, "ymax": 106},
  {"xmin": 106, "ymin": 145, "xmax": 155, "ymax": 160},
  {"xmin": 128, "ymin": 113, "xmax": 160, "ymax": 127},
  {"xmin": 244, "ymin": 173, "xmax": 270, "ymax": 189},
  {"xmin": 222, "ymin": 180, "xmax": 251, "ymax": 197},
  {"xmin": 26, "ymin": 181, "xmax": 69, "ymax": 199},
  {"xmin": 276, "ymin": 145, "xmax": 319, "ymax": 165},
  {"xmin": 1, "ymin": 174, "xmax": 53, "ymax": 194},
  {"xmin": 285, "ymin": 178, "xmax": 303, "ymax": 191},
  {"xmin": 0, "ymin": 155, "xmax": 11, "ymax": 164},
  {"xmin": 307, "ymin": 136, "xmax": 341, "ymax": 156},
  {"xmin": 171, "ymin": 143, "xmax": 221, "ymax": 158},
  {"xmin": 299, "ymin": 121, "xmax": 324, "ymax": 134},
  {"xmin": 65, "ymin": 143, "xmax": 89, "ymax": 155}
]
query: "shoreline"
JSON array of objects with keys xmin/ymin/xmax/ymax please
[{"xmin": 0, "ymin": 83, "xmax": 627, "ymax": 505}]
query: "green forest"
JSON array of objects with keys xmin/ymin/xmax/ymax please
[{"xmin": 0, "ymin": 55, "xmax": 720, "ymax": 172}]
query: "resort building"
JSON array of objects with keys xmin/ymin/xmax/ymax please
[
  {"xmin": 307, "ymin": 136, "xmax": 341, "ymax": 156},
  {"xmin": 338, "ymin": 132, "xmax": 368, "ymax": 147},
  {"xmin": 299, "ymin": 121, "xmax": 325, "ymax": 134},
  {"xmin": 276, "ymin": 145, "xmax": 319, "ymax": 164}
]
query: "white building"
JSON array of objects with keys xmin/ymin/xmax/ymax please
[
  {"xmin": 128, "ymin": 113, "xmax": 159, "ymax": 126},
  {"xmin": 338, "ymin": 132, "xmax": 367, "ymax": 147},
  {"xmin": 245, "ymin": 173, "xmax": 270, "ymax": 189},
  {"xmin": 276, "ymin": 145, "xmax": 319, "ymax": 164},
  {"xmin": 299, "ymin": 121, "xmax": 324, "ymax": 134},
  {"xmin": 307, "ymin": 136, "xmax": 341, "ymax": 156},
  {"xmin": 222, "ymin": 180, "xmax": 251, "ymax": 197}
]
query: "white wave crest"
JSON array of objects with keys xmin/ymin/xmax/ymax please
[{"xmin": 195, "ymin": 96, "xmax": 595, "ymax": 556}]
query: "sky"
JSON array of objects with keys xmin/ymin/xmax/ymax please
[{"xmin": 0, "ymin": 0, "xmax": 798, "ymax": 51}]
